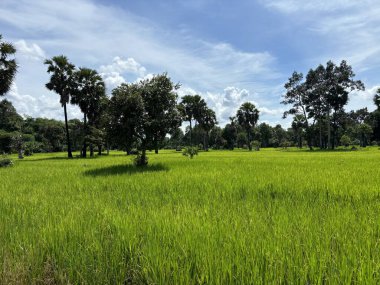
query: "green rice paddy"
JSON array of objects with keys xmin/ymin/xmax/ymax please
[{"xmin": 1, "ymin": 148, "xmax": 380, "ymax": 284}]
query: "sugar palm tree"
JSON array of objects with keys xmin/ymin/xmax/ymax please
[
  {"xmin": 0, "ymin": 34, "xmax": 17, "ymax": 96},
  {"xmin": 44, "ymin": 55, "xmax": 76, "ymax": 158},
  {"xmin": 71, "ymin": 68, "xmax": 106, "ymax": 157},
  {"xmin": 236, "ymin": 102, "xmax": 259, "ymax": 151}
]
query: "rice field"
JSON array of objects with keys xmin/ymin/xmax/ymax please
[{"xmin": 1, "ymin": 148, "xmax": 380, "ymax": 284}]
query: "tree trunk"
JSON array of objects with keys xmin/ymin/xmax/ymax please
[
  {"xmin": 141, "ymin": 148, "xmax": 147, "ymax": 164},
  {"xmin": 18, "ymin": 149, "xmax": 24, "ymax": 159},
  {"xmin": 298, "ymin": 131, "xmax": 302, "ymax": 148},
  {"xmin": 247, "ymin": 129, "xmax": 252, "ymax": 151},
  {"xmin": 63, "ymin": 103, "xmax": 73, "ymax": 158},
  {"xmin": 106, "ymin": 141, "xmax": 110, "ymax": 155},
  {"xmin": 205, "ymin": 131, "xmax": 209, "ymax": 151},
  {"xmin": 327, "ymin": 109, "xmax": 332, "ymax": 149},
  {"xmin": 98, "ymin": 145, "xmax": 102, "ymax": 155},
  {"xmin": 90, "ymin": 144, "xmax": 94, "ymax": 157},
  {"xmin": 154, "ymin": 138, "xmax": 159, "ymax": 154},
  {"xmin": 319, "ymin": 123, "xmax": 323, "ymax": 149},
  {"xmin": 203, "ymin": 132, "xmax": 206, "ymax": 151},
  {"xmin": 82, "ymin": 114, "xmax": 87, "ymax": 158},
  {"xmin": 189, "ymin": 120, "xmax": 192, "ymax": 146}
]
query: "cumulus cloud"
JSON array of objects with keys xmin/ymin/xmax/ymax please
[
  {"xmin": 99, "ymin": 57, "xmax": 148, "ymax": 90},
  {"xmin": 14, "ymin": 40, "xmax": 46, "ymax": 61},
  {"xmin": 347, "ymin": 85, "xmax": 380, "ymax": 111},
  {"xmin": 6, "ymin": 83, "xmax": 81, "ymax": 119},
  {"xmin": 99, "ymin": 57, "xmax": 146, "ymax": 77}
]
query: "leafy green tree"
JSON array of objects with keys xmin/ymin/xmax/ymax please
[
  {"xmin": 222, "ymin": 117, "xmax": 238, "ymax": 150},
  {"xmin": 140, "ymin": 73, "xmax": 181, "ymax": 154},
  {"xmin": 258, "ymin": 123, "xmax": 272, "ymax": 148},
  {"xmin": 236, "ymin": 102, "xmax": 259, "ymax": 151},
  {"xmin": 110, "ymin": 73, "xmax": 180, "ymax": 166},
  {"xmin": 44, "ymin": 55, "xmax": 76, "ymax": 158},
  {"xmin": 0, "ymin": 34, "xmax": 17, "ymax": 96},
  {"xmin": 109, "ymin": 84, "xmax": 143, "ymax": 155},
  {"xmin": 272, "ymin": 124, "xmax": 288, "ymax": 147},
  {"xmin": 374, "ymin": 88, "xmax": 380, "ymax": 109},
  {"xmin": 236, "ymin": 132, "xmax": 247, "ymax": 148},
  {"xmin": 340, "ymin": 135, "xmax": 351, "ymax": 148},
  {"xmin": 71, "ymin": 68, "xmax": 106, "ymax": 157},
  {"xmin": 0, "ymin": 99, "xmax": 23, "ymax": 132},
  {"xmin": 291, "ymin": 115, "xmax": 306, "ymax": 148},
  {"xmin": 11, "ymin": 132, "xmax": 24, "ymax": 159},
  {"xmin": 356, "ymin": 123, "xmax": 372, "ymax": 147},
  {"xmin": 323, "ymin": 61, "xmax": 364, "ymax": 149},
  {"xmin": 209, "ymin": 126, "xmax": 224, "ymax": 149}
]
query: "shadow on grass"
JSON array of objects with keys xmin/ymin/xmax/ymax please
[
  {"xmin": 19, "ymin": 154, "xmax": 105, "ymax": 162},
  {"xmin": 83, "ymin": 163, "xmax": 168, "ymax": 177}
]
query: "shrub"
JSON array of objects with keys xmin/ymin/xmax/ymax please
[
  {"xmin": 280, "ymin": 140, "xmax": 291, "ymax": 150},
  {"xmin": 182, "ymin": 146, "xmax": 198, "ymax": 159},
  {"xmin": 133, "ymin": 152, "xmax": 148, "ymax": 166},
  {"xmin": 340, "ymin": 135, "xmax": 351, "ymax": 148},
  {"xmin": 0, "ymin": 155, "xmax": 13, "ymax": 168},
  {"xmin": 251, "ymin": 140, "xmax": 261, "ymax": 151}
]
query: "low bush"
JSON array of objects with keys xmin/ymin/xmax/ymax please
[
  {"xmin": 182, "ymin": 146, "xmax": 198, "ymax": 159},
  {"xmin": 0, "ymin": 156, "xmax": 13, "ymax": 168}
]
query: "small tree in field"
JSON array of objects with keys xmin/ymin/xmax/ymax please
[
  {"xmin": 11, "ymin": 133, "xmax": 24, "ymax": 159},
  {"xmin": 110, "ymin": 73, "xmax": 180, "ymax": 166},
  {"xmin": 340, "ymin": 135, "xmax": 351, "ymax": 148}
]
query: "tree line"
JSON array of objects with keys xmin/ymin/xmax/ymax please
[{"xmin": 1, "ymin": 34, "xmax": 380, "ymax": 164}]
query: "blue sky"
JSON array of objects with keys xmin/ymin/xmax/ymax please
[{"xmin": 1, "ymin": 0, "xmax": 379, "ymax": 127}]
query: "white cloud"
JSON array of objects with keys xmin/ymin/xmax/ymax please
[
  {"xmin": 259, "ymin": 107, "xmax": 284, "ymax": 116},
  {"xmin": 101, "ymin": 72, "xmax": 126, "ymax": 91},
  {"xmin": 99, "ymin": 57, "xmax": 146, "ymax": 77},
  {"xmin": 347, "ymin": 85, "xmax": 379, "ymax": 111},
  {"xmin": 14, "ymin": 40, "xmax": 46, "ymax": 61},
  {"xmin": 260, "ymin": 0, "xmax": 373, "ymax": 13},
  {"xmin": 6, "ymin": 83, "xmax": 81, "ymax": 119}
]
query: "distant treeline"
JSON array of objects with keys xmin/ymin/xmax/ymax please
[{"xmin": 1, "ymin": 34, "xmax": 380, "ymax": 164}]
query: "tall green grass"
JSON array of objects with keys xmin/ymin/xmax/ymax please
[{"xmin": 1, "ymin": 148, "xmax": 380, "ymax": 284}]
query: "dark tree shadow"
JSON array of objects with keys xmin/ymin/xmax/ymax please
[
  {"xmin": 83, "ymin": 163, "xmax": 168, "ymax": 177},
  {"xmin": 18, "ymin": 156, "xmax": 73, "ymax": 162},
  {"xmin": 19, "ymin": 154, "xmax": 105, "ymax": 162}
]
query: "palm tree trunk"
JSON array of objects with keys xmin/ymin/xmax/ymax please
[
  {"xmin": 63, "ymin": 103, "xmax": 73, "ymax": 158},
  {"xmin": 247, "ymin": 129, "xmax": 252, "ymax": 151},
  {"xmin": 82, "ymin": 113, "xmax": 87, "ymax": 158}
]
